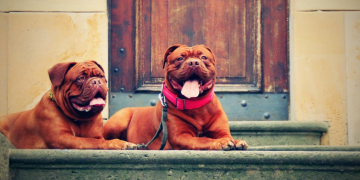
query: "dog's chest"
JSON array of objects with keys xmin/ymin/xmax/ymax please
[{"xmin": 69, "ymin": 123, "xmax": 80, "ymax": 136}]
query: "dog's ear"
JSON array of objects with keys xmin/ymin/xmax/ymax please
[
  {"xmin": 48, "ymin": 62, "xmax": 77, "ymax": 86},
  {"xmin": 162, "ymin": 44, "xmax": 183, "ymax": 69},
  {"xmin": 89, "ymin": 60, "xmax": 107, "ymax": 83},
  {"xmin": 90, "ymin": 60, "xmax": 105, "ymax": 73}
]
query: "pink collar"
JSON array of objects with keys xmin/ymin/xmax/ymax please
[{"xmin": 161, "ymin": 82, "xmax": 214, "ymax": 110}]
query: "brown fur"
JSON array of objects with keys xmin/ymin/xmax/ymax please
[
  {"xmin": 104, "ymin": 45, "xmax": 248, "ymax": 150},
  {"xmin": 0, "ymin": 61, "xmax": 136, "ymax": 149}
]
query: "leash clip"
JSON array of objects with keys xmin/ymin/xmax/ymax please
[
  {"xmin": 158, "ymin": 93, "xmax": 167, "ymax": 107},
  {"xmin": 136, "ymin": 143, "xmax": 149, "ymax": 150}
]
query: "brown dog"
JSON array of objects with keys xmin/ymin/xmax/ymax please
[
  {"xmin": 0, "ymin": 61, "xmax": 136, "ymax": 149},
  {"xmin": 104, "ymin": 45, "xmax": 248, "ymax": 150}
]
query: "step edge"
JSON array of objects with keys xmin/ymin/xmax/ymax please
[
  {"xmin": 229, "ymin": 121, "xmax": 329, "ymax": 132},
  {"xmin": 9, "ymin": 149, "xmax": 360, "ymax": 166}
]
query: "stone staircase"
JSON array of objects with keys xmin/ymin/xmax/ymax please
[{"xmin": 2, "ymin": 121, "xmax": 360, "ymax": 180}]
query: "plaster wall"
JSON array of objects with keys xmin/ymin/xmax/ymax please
[
  {"xmin": 0, "ymin": 14, "xmax": 8, "ymax": 116},
  {"xmin": 290, "ymin": 0, "xmax": 360, "ymax": 145},
  {"xmin": 345, "ymin": 12, "xmax": 360, "ymax": 145}
]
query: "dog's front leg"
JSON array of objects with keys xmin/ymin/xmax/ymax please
[
  {"xmin": 46, "ymin": 133, "xmax": 136, "ymax": 150},
  {"xmin": 40, "ymin": 117, "xmax": 137, "ymax": 150},
  {"xmin": 205, "ymin": 113, "xmax": 249, "ymax": 150},
  {"xmin": 203, "ymin": 128, "xmax": 248, "ymax": 150},
  {"xmin": 166, "ymin": 117, "xmax": 236, "ymax": 150}
]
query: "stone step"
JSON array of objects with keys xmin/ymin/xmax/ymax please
[
  {"xmin": 101, "ymin": 120, "xmax": 329, "ymax": 146},
  {"xmin": 8, "ymin": 147, "xmax": 360, "ymax": 180},
  {"xmin": 1, "ymin": 121, "xmax": 332, "ymax": 179},
  {"xmin": 229, "ymin": 121, "xmax": 329, "ymax": 146}
]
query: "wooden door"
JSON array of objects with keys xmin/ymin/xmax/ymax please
[{"xmin": 109, "ymin": 0, "xmax": 289, "ymax": 120}]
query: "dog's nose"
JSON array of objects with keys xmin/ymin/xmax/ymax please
[
  {"xmin": 188, "ymin": 59, "xmax": 200, "ymax": 67},
  {"xmin": 91, "ymin": 79, "xmax": 101, "ymax": 85}
]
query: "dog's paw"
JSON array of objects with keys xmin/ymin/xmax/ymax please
[
  {"xmin": 103, "ymin": 139, "xmax": 137, "ymax": 150},
  {"xmin": 125, "ymin": 142, "xmax": 138, "ymax": 150},
  {"xmin": 213, "ymin": 138, "xmax": 235, "ymax": 151},
  {"xmin": 234, "ymin": 139, "xmax": 248, "ymax": 150}
]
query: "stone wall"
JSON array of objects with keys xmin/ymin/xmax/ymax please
[{"xmin": 290, "ymin": 0, "xmax": 360, "ymax": 145}]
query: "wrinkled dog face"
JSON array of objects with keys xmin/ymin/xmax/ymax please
[
  {"xmin": 163, "ymin": 44, "xmax": 216, "ymax": 98},
  {"xmin": 49, "ymin": 61, "xmax": 108, "ymax": 120}
]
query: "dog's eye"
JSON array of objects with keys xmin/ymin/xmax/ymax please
[
  {"xmin": 201, "ymin": 56, "xmax": 207, "ymax": 60},
  {"xmin": 176, "ymin": 57, "xmax": 184, "ymax": 61},
  {"xmin": 77, "ymin": 76, "xmax": 85, "ymax": 82}
]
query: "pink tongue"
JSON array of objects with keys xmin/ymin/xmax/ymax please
[
  {"xmin": 181, "ymin": 80, "xmax": 200, "ymax": 98},
  {"xmin": 89, "ymin": 98, "xmax": 106, "ymax": 106}
]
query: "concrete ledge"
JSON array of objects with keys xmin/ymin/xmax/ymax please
[
  {"xmin": 10, "ymin": 149, "xmax": 360, "ymax": 165},
  {"xmin": 0, "ymin": 133, "xmax": 14, "ymax": 180},
  {"xmin": 9, "ymin": 149, "xmax": 360, "ymax": 179},
  {"xmin": 249, "ymin": 145, "xmax": 360, "ymax": 151},
  {"xmin": 229, "ymin": 121, "xmax": 329, "ymax": 146},
  {"xmin": 229, "ymin": 121, "xmax": 329, "ymax": 132}
]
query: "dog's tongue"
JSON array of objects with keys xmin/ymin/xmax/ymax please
[
  {"xmin": 89, "ymin": 97, "xmax": 106, "ymax": 106},
  {"xmin": 181, "ymin": 80, "xmax": 200, "ymax": 98}
]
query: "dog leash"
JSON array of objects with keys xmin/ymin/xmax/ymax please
[{"xmin": 136, "ymin": 92, "xmax": 168, "ymax": 150}]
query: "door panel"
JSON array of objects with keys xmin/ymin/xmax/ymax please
[
  {"xmin": 110, "ymin": 0, "xmax": 135, "ymax": 92},
  {"xmin": 262, "ymin": 0, "xmax": 289, "ymax": 93},
  {"xmin": 137, "ymin": 0, "xmax": 261, "ymax": 92},
  {"xmin": 150, "ymin": 0, "xmax": 168, "ymax": 78},
  {"xmin": 164, "ymin": 0, "xmax": 246, "ymax": 78}
]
